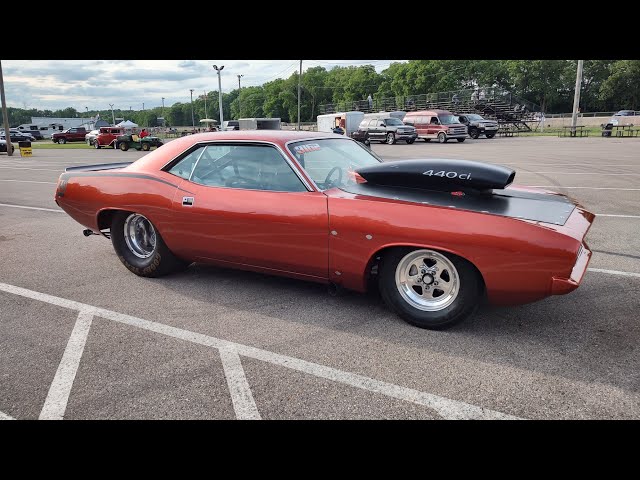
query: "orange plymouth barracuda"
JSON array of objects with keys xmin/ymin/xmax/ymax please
[{"xmin": 55, "ymin": 131, "xmax": 594, "ymax": 329}]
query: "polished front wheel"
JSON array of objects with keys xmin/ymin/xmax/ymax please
[{"xmin": 379, "ymin": 248, "xmax": 482, "ymax": 329}]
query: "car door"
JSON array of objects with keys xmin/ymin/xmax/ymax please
[
  {"xmin": 427, "ymin": 116, "xmax": 440, "ymax": 137},
  {"xmin": 164, "ymin": 142, "xmax": 329, "ymax": 279},
  {"xmin": 370, "ymin": 119, "xmax": 384, "ymax": 141}
]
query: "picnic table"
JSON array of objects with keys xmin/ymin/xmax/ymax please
[
  {"xmin": 559, "ymin": 125, "xmax": 589, "ymax": 137},
  {"xmin": 612, "ymin": 124, "xmax": 639, "ymax": 137}
]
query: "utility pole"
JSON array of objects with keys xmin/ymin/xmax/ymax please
[
  {"xmin": 237, "ymin": 74, "xmax": 244, "ymax": 119},
  {"xmin": 203, "ymin": 91, "xmax": 208, "ymax": 119},
  {"xmin": 297, "ymin": 60, "xmax": 302, "ymax": 130},
  {"xmin": 109, "ymin": 103, "xmax": 115, "ymax": 125},
  {"xmin": 161, "ymin": 97, "xmax": 165, "ymax": 121},
  {"xmin": 213, "ymin": 65, "xmax": 225, "ymax": 127},
  {"xmin": 190, "ymin": 89, "xmax": 195, "ymax": 128},
  {"xmin": 0, "ymin": 61, "xmax": 13, "ymax": 156},
  {"xmin": 570, "ymin": 60, "xmax": 584, "ymax": 136}
]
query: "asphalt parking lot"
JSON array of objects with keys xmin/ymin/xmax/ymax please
[{"xmin": 1, "ymin": 136, "xmax": 638, "ymax": 420}]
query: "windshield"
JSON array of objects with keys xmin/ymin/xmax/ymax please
[
  {"xmin": 384, "ymin": 118, "xmax": 404, "ymax": 126},
  {"xmin": 438, "ymin": 115, "xmax": 461, "ymax": 125},
  {"xmin": 466, "ymin": 114, "xmax": 483, "ymax": 121},
  {"xmin": 287, "ymin": 138, "xmax": 382, "ymax": 190}
]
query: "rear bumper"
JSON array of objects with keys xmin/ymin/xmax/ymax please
[{"xmin": 551, "ymin": 242, "xmax": 592, "ymax": 295}]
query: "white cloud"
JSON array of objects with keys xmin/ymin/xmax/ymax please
[{"xmin": 1, "ymin": 59, "xmax": 405, "ymax": 111}]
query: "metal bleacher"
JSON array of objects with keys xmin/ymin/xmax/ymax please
[{"xmin": 318, "ymin": 87, "xmax": 541, "ymax": 134}]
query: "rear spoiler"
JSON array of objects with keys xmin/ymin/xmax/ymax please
[{"xmin": 64, "ymin": 162, "xmax": 133, "ymax": 173}]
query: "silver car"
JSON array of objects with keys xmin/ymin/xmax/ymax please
[{"xmin": 85, "ymin": 129, "xmax": 100, "ymax": 145}]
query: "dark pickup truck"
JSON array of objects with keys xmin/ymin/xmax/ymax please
[
  {"xmin": 457, "ymin": 114, "xmax": 498, "ymax": 139},
  {"xmin": 51, "ymin": 127, "xmax": 87, "ymax": 144}
]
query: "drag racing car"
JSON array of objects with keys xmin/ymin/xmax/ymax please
[{"xmin": 54, "ymin": 131, "xmax": 595, "ymax": 329}]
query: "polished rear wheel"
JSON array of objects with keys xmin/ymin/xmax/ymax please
[{"xmin": 111, "ymin": 211, "xmax": 189, "ymax": 277}]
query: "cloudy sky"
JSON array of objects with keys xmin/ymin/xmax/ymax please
[{"xmin": 2, "ymin": 60, "xmax": 405, "ymax": 112}]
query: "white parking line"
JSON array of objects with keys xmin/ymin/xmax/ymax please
[
  {"xmin": 526, "ymin": 186, "xmax": 640, "ymax": 191},
  {"xmin": 524, "ymin": 172, "xmax": 640, "ymax": 176},
  {"xmin": 0, "ymin": 281, "xmax": 520, "ymax": 420},
  {"xmin": 588, "ymin": 268, "xmax": 640, "ymax": 279},
  {"xmin": 219, "ymin": 349, "xmax": 261, "ymax": 420},
  {"xmin": 0, "ymin": 411, "xmax": 15, "ymax": 420},
  {"xmin": 505, "ymin": 163, "xmax": 639, "ymax": 167},
  {"xmin": 0, "ymin": 166, "xmax": 61, "ymax": 172},
  {"xmin": 0, "ymin": 203, "xmax": 63, "ymax": 213},
  {"xmin": 39, "ymin": 310, "xmax": 94, "ymax": 420},
  {"xmin": 0, "ymin": 179, "xmax": 57, "ymax": 185},
  {"xmin": 595, "ymin": 214, "xmax": 640, "ymax": 219}
]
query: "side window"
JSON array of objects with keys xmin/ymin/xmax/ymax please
[
  {"xmin": 367, "ymin": 119, "xmax": 377, "ymax": 128},
  {"xmin": 377, "ymin": 120, "xmax": 385, "ymax": 127},
  {"xmin": 168, "ymin": 146, "xmax": 208, "ymax": 180},
  {"xmin": 358, "ymin": 120, "xmax": 368, "ymax": 129},
  {"xmin": 189, "ymin": 144, "xmax": 306, "ymax": 192},
  {"xmin": 430, "ymin": 116, "xmax": 439, "ymax": 125},
  {"xmin": 404, "ymin": 117, "xmax": 414, "ymax": 125}
]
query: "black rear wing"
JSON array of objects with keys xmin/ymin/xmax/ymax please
[{"xmin": 64, "ymin": 162, "xmax": 133, "ymax": 173}]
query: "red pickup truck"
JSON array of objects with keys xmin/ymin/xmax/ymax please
[{"xmin": 51, "ymin": 127, "xmax": 87, "ymax": 144}]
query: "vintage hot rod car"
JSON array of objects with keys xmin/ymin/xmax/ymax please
[{"xmin": 55, "ymin": 131, "xmax": 594, "ymax": 329}]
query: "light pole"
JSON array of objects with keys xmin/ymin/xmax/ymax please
[
  {"xmin": 237, "ymin": 74, "xmax": 244, "ymax": 119},
  {"xmin": 161, "ymin": 97, "xmax": 165, "ymax": 121},
  {"xmin": 297, "ymin": 60, "xmax": 302, "ymax": 130},
  {"xmin": 0, "ymin": 61, "xmax": 13, "ymax": 156},
  {"xmin": 109, "ymin": 103, "xmax": 115, "ymax": 125},
  {"xmin": 189, "ymin": 89, "xmax": 195, "ymax": 128},
  {"xmin": 213, "ymin": 64, "xmax": 224, "ymax": 126}
]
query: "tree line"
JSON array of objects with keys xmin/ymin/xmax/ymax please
[{"xmin": 6, "ymin": 60, "xmax": 639, "ymax": 127}]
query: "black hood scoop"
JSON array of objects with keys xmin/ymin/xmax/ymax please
[{"xmin": 356, "ymin": 159, "xmax": 515, "ymax": 193}]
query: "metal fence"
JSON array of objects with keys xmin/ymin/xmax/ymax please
[{"xmin": 318, "ymin": 87, "xmax": 541, "ymax": 116}]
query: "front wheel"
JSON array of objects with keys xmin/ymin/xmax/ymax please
[
  {"xmin": 486, "ymin": 133, "xmax": 496, "ymax": 139},
  {"xmin": 93, "ymin": 140, "xmax": 101, "ymax": 149},
  {"xmin": 141, "ymin": 142, "xmax": 150, "ymax": 151},
  {"xmin": 457, "ymin": 138, "xmax": 466, "ymax": 143},
  {"xmin": 469, "ymin": 128, "xmax": 480, "ymax": 139},
  {"xmin": 111, "ymin": 211, "xmax": 189, "ymax": 277},
  {"xmin": 406, "ymin": 138, "xmax": 415, "ymax": 144},
  {"xmin": 58, "ymin": 138, "xmax": 66, "ymax": 144},
  {"xmin": 437, "ymin": 132, "xmax": 447, "ymax": 143},
  {"xmin": 378, "ymin": 248, "xmax": 482, "ymax": 330},
  {"xmin": 386, "ymin": 132, "xmax": 396, "ymax": 145}
]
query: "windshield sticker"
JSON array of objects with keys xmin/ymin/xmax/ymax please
[{"xmin": 293, "ymin": 143, "xmax": 321, "ymax": 154}]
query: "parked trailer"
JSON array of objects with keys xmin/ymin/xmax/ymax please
[
  {"xmin": 317, "ymin": 111, "xmax": 364, "ymax": 137},
  {"xmin": 238, "ymin": 118, "xmax": 281, "ymax": 130}
]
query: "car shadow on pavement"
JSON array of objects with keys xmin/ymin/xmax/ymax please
[{"xmin": 156, "ymin": 262, "xmax": 639, "ymax": 395}]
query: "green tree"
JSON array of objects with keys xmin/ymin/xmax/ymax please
[{"xmin": 599, "ymin": 60, "xmax": 640, "ymax": 110}]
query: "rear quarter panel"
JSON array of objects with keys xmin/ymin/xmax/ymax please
[
  {"xmin": 55, "ymin": 171, "xmax": 182, "ymax": 236},
  {"xmin": 327, "ymin": 189, "xmax": 582, "ymax": 305}
]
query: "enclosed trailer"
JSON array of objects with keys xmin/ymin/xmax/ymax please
[
  {"xmin": 317, "ymin": 111, "xmax": 364, "ymax": 137},
  {"xmin": 238, "ymin": 118, "xmax": 281, "ymax": 130}
]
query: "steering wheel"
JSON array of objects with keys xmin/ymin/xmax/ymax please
[
  {"xmin": 225, "ymin": 176, "xmax": 255, "ymax": 188},
  {"xmin": 324, "ymin": 166, "xmax": 343, "ymax": 188}
]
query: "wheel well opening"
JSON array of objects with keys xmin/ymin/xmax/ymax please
[
  {"xmin": 365, "ymin": 245, "xmax": 486, "ymax": 295},
  {"xmin": 97, "ymin": 209, "xmax": 131, "ymax": 232}
]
